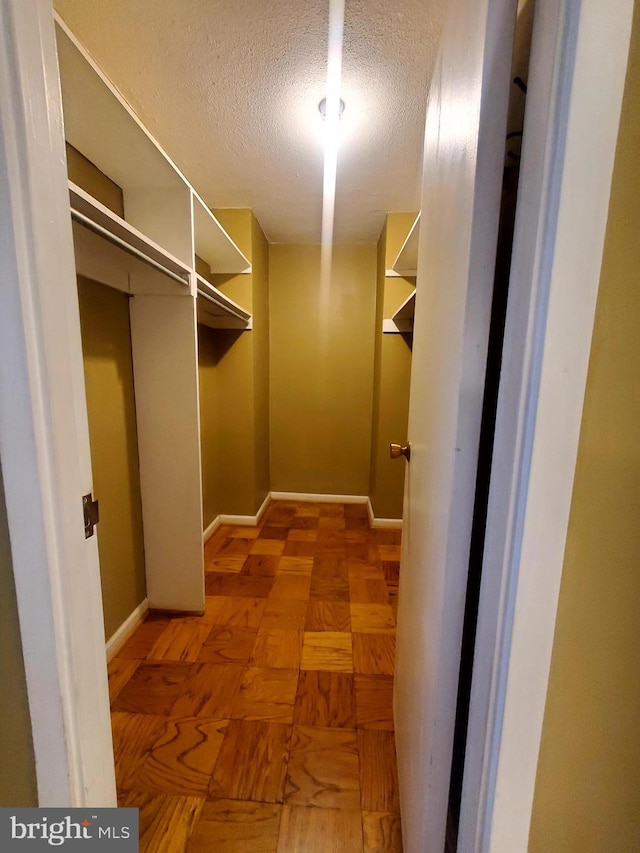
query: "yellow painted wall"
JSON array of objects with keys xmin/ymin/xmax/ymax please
[
  {"xmin": 0, "ymin": 461, "xmax": 37, "ymax": 806},
  {"xmin": 66, "ymin": 142, "xmax": 124, "ymax": 217},
  {"xmin": 369, "ymin": 224, "xmax": 386, "ymax": 512},
  {"xmin": 269, "ymin": 244, "xmax": 377, "ymax": 495},
  {"xmin": 251, "ymin": 213, "xmax": 271, "ymax": 505},
  {"xmin": 77, "ymin": 277, "xmax": 146, "ymax": 641},
  {"xmin": 197, "ymin": 323, "xmax": 221, "ymax": 526},
  {"xmin": 369, "ymin": 215, "xmax": 415, "ymax": 519},
  {"xmin": 529, "ymin": 7, "xmax": 640, "ymax": 849},
  {"xmin": 385, "ymin": 212, "xmax": 420, "ymax": 274},
  {"xmin": 198, "ymin": 210, "xmax": 270, "ymax": 523}
]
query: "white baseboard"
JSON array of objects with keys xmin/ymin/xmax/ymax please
[
  {"xmin": 203, "ymin": 515, "xmax": 221, "ymax": 543},
  {"xmin": 270, "ymin": 491, "xmax": 369, "ymax": 505},
  {"xmin": 270, "ymin": 492, "xmax": 402, "ymax": 527},
  {"xmin": 367, "ymin": 497, "xmax": 403, "ymax": 529},
  {"xmin": 105, "ymin": 598, "xmax": 149, "ymax": 661},
  {"xmin": 218, "ymin": 514, "xmax": 258, "ymax": 525},
  {"xmin": 255, "ymin": 492, "xmax": 271, "ymax": 523},
  {"xmin": 206, "ymin": 492, "xmax": 272, "ymax": 532},
  {"xmin": 372, "ymin": 517, "xmax": 404, "ymax": 529},
  {"xmin": 203, "ymin": 492, "xmax": 402, "ymax": 533}
]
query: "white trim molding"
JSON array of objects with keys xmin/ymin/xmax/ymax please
[
  {"xmin": 204, "ymin": 493, "xmax": 403, "ymax": 532},
  {"xmin": 203, "ymin": 516, "xmax": 221, "ymax": 543},
  {"xmin": 366, "ymin": 498, "xmax": 403, "ymax": 529},
  {"xmin": 458, "ymin": 0, "xmax": 634, "ymax": 850},
  {"xmin": 218, "ymin": 512, "xmax": 264, "ymax": 526},
  {"xmin": 229, "ymin": 490, "xmax": 271, "ymax": 525},
  {"xmin": 105, "ymin": 599, "xmax": 149, "ymax": 661},
  {"xmin": 0, "ymin": 0, "xmax": 116, "ymax": 806},
  {"xmin": 270, "ymin": 491, "xmax": 370, "ymax": 505},
  {"xmin": 269, "ymin": 492, "xmax": 402, "ymax": 528},
  {"xmin": 204, "ymin": 492, "xmax": 271, "ymax": 537},
  {"xmin": 372, "ymin": 517, "xmax": 404, "ymax": 530}
]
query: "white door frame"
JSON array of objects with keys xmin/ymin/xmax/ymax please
[
  {"xmin": 0, "ymin": 0, "xmax": 116, "ymax": 805},
  {"xmin": 459, "ymin": 0, "xmax": 633, "ymax": 850}
]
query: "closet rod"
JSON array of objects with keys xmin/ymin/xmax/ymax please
[
  {"xmin": 71, "ymin": 208, "xmax": 190, "ymax": 287},
  {"xmin": 197, "ymin": 287, "xmax": 250, "ymax": 323}
]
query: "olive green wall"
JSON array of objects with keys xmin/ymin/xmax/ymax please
[
  {"xmin": 0, "ymin": 461, "xmax": 38, "ymax": 806},
  {"xmin": 369, "ymin": 225, "xmax": 386, "ymax": 512},
  {"xmin": 66, "ymin": 142, "xmax": 124, "ymax": 217},
  {"xmin": 77, "ymin": 277, "xmax": 146, "ymax": 641},
  {"xmin": 385, "ymin": 212, "xmax": 420, "ymax": 270},
  {"xmin": 369, "ymin": 214, "xmax": 415, "ymax": 519},
  {"xmin": 269, "ymin": 244, "xmax": 377, "ymax": 495},
  {"xmin": 198, "ymin": 210, "xmax": 270, "ymax": 524},
  {"xmin": 529, "ymin": 7, "xmax": 640, "ymax": 850},
  {"xmin": 251, "ymin": 213, "xmax": 271, "ymax": 506},
  {"xmin": 198, "ymin": 323, "xmax": 221, "ymax": 526}
]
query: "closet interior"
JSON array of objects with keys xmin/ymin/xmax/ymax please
[{"xmin": 55, "ymin": 13, "xmax": 416, "ymax": 646}]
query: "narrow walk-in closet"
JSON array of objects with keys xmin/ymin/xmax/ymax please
[
  {"xmin": 5, "ymin": 2, "xmax": 637, "ymax": 852},
  {"xmin": 51, "ymin": 2, "xmax": 426, "ymax": 849}
]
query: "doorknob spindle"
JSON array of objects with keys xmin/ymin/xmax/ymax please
[{"xmin": 390, "ymin": 442, "xmax": 411, "ymax": 461}]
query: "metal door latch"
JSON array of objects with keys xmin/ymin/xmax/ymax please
[
  {"xmin": 390, "ymin": 442, "xmax": 411, "ymax": 461},
  {"xmin": 83, "ymin": 493, "xmax": 100, "ymax": 539}
]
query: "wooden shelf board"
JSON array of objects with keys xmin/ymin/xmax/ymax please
[
  {"xmin": 56, "ymin": 18, "xmax": 185, "ymax": 193},
  {"xmin": 57, "ymin": 17, "xmax": 249, "ymax": 277},
  {"xmin": 385, "ymin": 269, "xmax": 417, "ymax": 278},
  {"xmin": 383, "ymin": 290, "xmax": 415, "ymax": 334},
  {"xmin": 69, "ymin": 181, "xmax": 191, "ymax": 287},
  {"xmin": 193, "ymin": 194, "xmax": 252, "ymax": 275},
  {"xmin": 382, "ymin": 318, "xmax": 413, "ymax": 334},
  {"xmin": 394, "ymin": 290, "xmax": 416, "ymax": 321},
  {"xmin": 196, "ymin": 274, "xmax": 252, "ymax": 330},
  {"xmin": 391, "ymin": 212, "xmax": 420, "ymax": 277}
]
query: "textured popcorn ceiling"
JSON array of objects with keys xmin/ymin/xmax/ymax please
[{"xmin": 54, "ymin": 0, "xmax": 445, "ymax": 244}]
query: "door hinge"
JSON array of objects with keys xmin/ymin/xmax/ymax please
[{"xmin": 83, "ymin": 493, "xmax": 99, "ymax": 539}]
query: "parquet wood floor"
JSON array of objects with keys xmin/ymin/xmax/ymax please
[{"xmin": 109, "ymin": 500, "xmax": 403, "ymax": 852}]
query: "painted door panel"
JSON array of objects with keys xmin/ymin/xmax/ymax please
[{"xmin": 394, "ymin": 1, "xmax": 517, "ymax": 850}]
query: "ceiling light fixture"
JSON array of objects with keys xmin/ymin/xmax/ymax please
[
  {"xmin": 320, "ymin": 0, "xmax": 345, "ymax": 255},
  {"xmin": 318, "ymin": 97, "xmax": 345, "ymax": 120}
]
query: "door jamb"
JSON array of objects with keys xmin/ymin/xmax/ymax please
[
  {"xmin": 459, "ymin": 0, "xmax": 634, "ymax": 850},
  {"xmin": 0, "ymin": 0, "xmax": 116, "ymax": 805}
]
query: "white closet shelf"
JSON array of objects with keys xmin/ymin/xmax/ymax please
[
  {"xmin": 193, "ymin": 193, "xmax": 252, "ymax": 275},
  {"xmin": 56, "ymin": 17, "xmax": 186, "ymax": 193},
  {"xmin": 69, "ymin": 182, "xmax": 191, "ymax": 287},
  {"xmin": 386, "ymin": 211, "xmax": 420, "ymax": 277},
  {"xmin": 196, "ymin": 274, "xmax": 252, "ymax": 330},
  {"xmin": 383, "ymin": 290, "xmax": 415, "ymax": 333}
]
